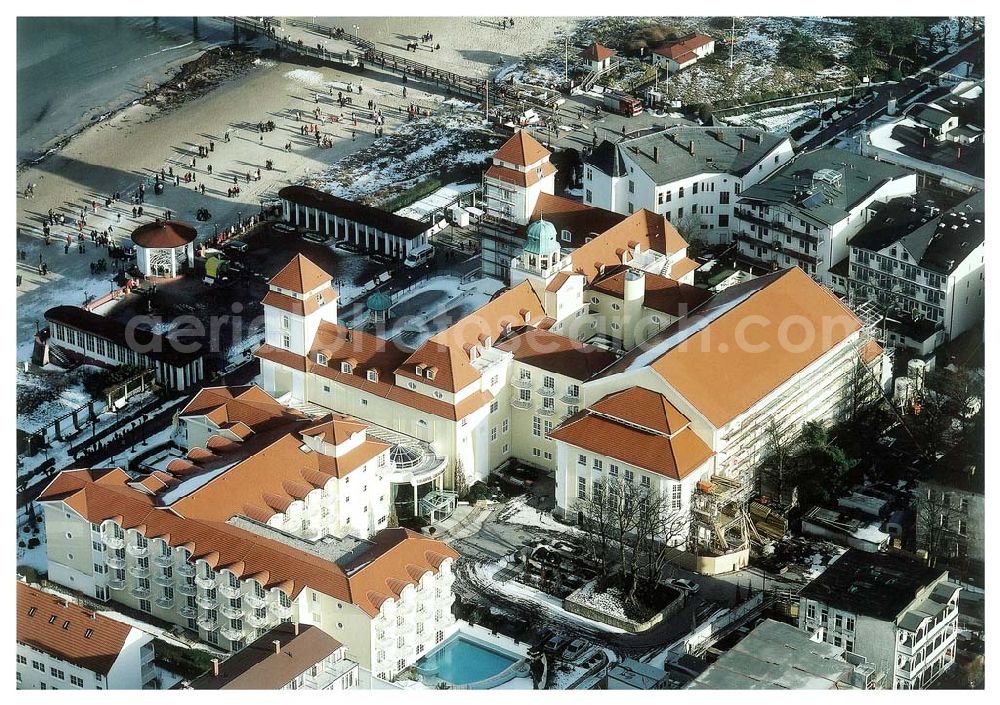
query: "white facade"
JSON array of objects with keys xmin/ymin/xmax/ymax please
[
  {"xmin": 17, "ymin": 622, "xmax": 155, "ymax": 690},
  {"xmin": 584, "ymin": 134, "xmax": 794, "ymax": 245}
]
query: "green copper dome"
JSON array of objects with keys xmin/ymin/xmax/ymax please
[{"xmin": 523, "ymin": 218, "xmax": 559, "ymax": 256}]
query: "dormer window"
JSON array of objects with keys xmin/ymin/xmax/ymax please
[
  {"xmin": 315, "ymin": 292, "xmax": 324, "ymax": 305},
  {"xmin": 341, "ymin": 361, "xmax": 353, "ymax": 374},
  {"xmin": 317, "ymin": 353, "xmax": 328, "ymax": 365},
  {"xmin": 561, "ymin": 229, "xmax": 571, "ymax": 242},
  {"xmin": 367, "ymin": 369, "xmax": 379, "ymax": 383},
  {"xmin": 425, "ymin": 367, "xmax": 437, "ymax": 380}
]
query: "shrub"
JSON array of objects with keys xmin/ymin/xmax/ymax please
[
  {"xmin": 468, "ymin": 481, "xmax": 492, "ymax": 502},
  {"xmin": 27, "ymin": 538, "xmax": 40, "ymax": 548}
]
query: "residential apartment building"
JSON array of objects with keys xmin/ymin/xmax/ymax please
[
  {"xmin": 185, "ymin": 623, "xmax": 358, "ymax": 690},
  {"xmin": 798, "ymin": 550, "xmax": 961, "ymax": 689},
  {"xmin": 734, "ymin": 149, "xmax": 917, "ymax": 285},
  {"xmin": 37, "ymin": 468, "xmax": 459, "ymax": 680},
  {"xmin": 846, "ymin": 190, "xmax": 984, "ymax": 351},
  {"xmin": 583, "ymin": 126, "xmax": 794, "ymax": 244},
  {"xmin": 916, "ymin": 462, "xmax": 984, "ymax": 570},
  {"xmin": 17, "ymin": 580, "xmax": 156, "ymax": 690}
]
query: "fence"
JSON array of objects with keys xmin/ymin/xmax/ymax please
[{"xmin": 674, "ymin": 591, "xmax": 767, "ymax": 656}]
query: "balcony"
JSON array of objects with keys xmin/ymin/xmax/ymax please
[
  {"xmin": 178, "ymin": 581, "xmax": 197, "ymax": 597},
  {"xmin": 561, "ymin": 393, "xmax": 580, "ymax": 405},
  {"xmin": 197, "ymin": 615, "xmax": 218, "ymax": 632},
  {"xmin": 511, "ymin": 398, "xmax": 532, "ymax": 410},
  {"xmin": 245, "ymin": 611, "xmax": 271, "ymax": 629},
  {"xmin": 196, "ymin": 593, "xmax": 218, "ymax": 609},
  {"xmin": 154, "ymin": 572, "xmax": 175, "ymax": 587},
  {"xmin": 195, "ymin": 575, "xmax": 217, "ymax": 590},
  {"xmin": 270, "ymin": 601, "xmax": 293, "ymax": 619},
  {"xmin": 537, "ymin": 406, "xmax": 556, "ymax": 417},
  {"xmin": 106, "ymin": 554, "xmax": 126, "ymax": 570},
  {"xmin": 156, "ymin": 594, "xmax": 174, "ymax": 609},
  {"xmin": 126, "ymin": 543, "xmax": 149, "ymax": 558},
  {"xmin": 179, "ymin": 605, "xmax": 198, "ymax": 619},
  {"xmin": 103, "ymin": 533, "xmax": 125, "ymax": 550},
  {"xmin": 511, "ymin": 378, "xmax": 532, "ymax": 389},
  {"xmin": 108, "ymin": 577, "xmax": 127, "ymax": 591},
  {"xmin": 131, "ymin": 584, "xmax": 151, "ymax": 599},
  {"xmin": 154, "ymin": 553, "xmax": 173, "ymax": 567},
  {"xmin": 221, "ymin": 603, "xmax": 244, "ymax": 620},
  {"xmin": 537, "ymin": 386, "xmax": 556, "ymax": 397},
  {"xmin": 219, "ymin": 583, "xmax": 242, "ymax": 599},
  {"xmin": 220, "ymin": 624, "xmax": 245, "ymax": 642},
  {"xmin": 244, "ymin": 593, "xmax": 267, "ymax": 609},
  {"xmin": 177, "ymin": 563, "xmax": 195, "ymax": 577},
  {"xmin": 129, "ymin": 564, "xmax": 151, "ymax": 579}
]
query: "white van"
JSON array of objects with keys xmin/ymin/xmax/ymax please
[{"xmin": 404, "ymin": 243, "xmax": 435, "ymax": 268}]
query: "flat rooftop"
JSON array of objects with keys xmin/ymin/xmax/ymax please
[{"xmin": 687, "ymin": 619, "xmax": 857, "ymax": 690}]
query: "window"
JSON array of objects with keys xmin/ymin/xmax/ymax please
[
  {"xmin": 577, "ymin": 477, "xmax": 587, "ymax": 499},
  {"xmin": 282, "ymin": 334, "xmax": 291, "ymax": 349},
  {"xmin": 641, "ymin": 475, "xmax": 650, "ymax": 488},
  {"xmin": 807, "ymin": 603, "xmax": 816, "ymax": 619},
  {"xmin": 367, "ymin": 369, "xmax": 378, "ymax": 383},
  {"xmin": 33, "ymin": 660, "xmax": 45, "ymax": 672},
  {"xmin": 719, "ymin": 191, "xmax": 730, "ymax": 205},
  {"xmin": 578, "ymin": 454, "xmax": 587, "ymax": 465},
  {"xmin": 532, "ymin": 416, "xmax": 541, "ymax": 437},
  {"xmin": 520, "ymin": 388, "xmax": 531, "ymax": 403},
  {"xmin": 542, "ymin": 397, "xmax": 554, "ymax": 411},
  {"xmin": 845, "ymin": 617, "xmax": 855, "ymax": 631},
  {"xmin": 561, "ymin": 229, "xmax": 572, "ymax": 242},
  {"xmin": 719, "ymin": 214, "xmax": 729, "ymax": 228},
  {"xmin": 17, "ymin": 655, "xmax": 26, "ymax": 665},
  {"xmin": 835, "ymin": 614, "xmax": 843, "ymax": 629},
  {"xmin": 567, "ymin": 383, "xmax": 579, "ymax": 399},
  {"xmin": 544, "ymin": 420, "xmax": 553, "ymax": 435},
  {"xmin": 341, "ymin": 361, "xmax": 353, "ymax": 374},
  {"xmin": 490, "ymin": 400, "xmax": 499, "ymax": 413},
  {"xmin": 490, "ymin": 427, "xmax": 497, "ymax": 442},
  {"xmin": 692, "ymin": 182, "xmax": 699, "ymax": 195},
  {"xmin": 281, "ymin": 315, "xmax": 290, "ymax": 330},
  {"xmin": 608, "ymin": 464, "xmax": 618, "ymax": 477},
  {"xmin": 671, "ymin": 484, "xmax": 682, "ymax": 511},
  {"xmin": 628, "ymin": 180, "xmax": 635, "ymax": 193},
  {"xmin": 585, "ymin": 189, "xmax": 592, "ymax": 202},
  {"xmin": 627, "ymin": 202, "xmax": 634, "ymax": 214},
  {"xmin": 532, "ymin": 448, "xmax": 541, "ymax": 457},
  {"xmin": 625, "ymin": 468, "xmax": 635, "ymax": 483},
  {"xmin": 502, "ymin": 419, "xmax": 509, "ymax": 434},
  {"xmin": 50, "ymin": 667, "xmax": 65, "ymax": 680}
]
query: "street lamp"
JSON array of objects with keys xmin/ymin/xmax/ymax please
[{"xmin": 353, "ymin": 24, "xmax": 359, "ymax": 41}]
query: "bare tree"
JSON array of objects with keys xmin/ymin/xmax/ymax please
[{"xmin": 915, "ymin": 487, "xmax": 957, "ymax": 568}]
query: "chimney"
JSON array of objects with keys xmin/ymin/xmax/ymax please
[
  {"xmin": 293, "ymin": 622, "xmax": 300, "ymax": 636},
  {"xmin": 211, "ymin": 659, "xmax": 220, "ymax": 677},
  {"xmin": 739, "ymin": 137, "xmax": 745, "ymax": 153},
  {"xmin": 89, "ymin": 611, "xmax": 97, "ymax": 620},
  {"xmin": 345, "ymin": 329, "xmax": 352, "ymax": 342},
  {"xmin": 689, "ymin": 140, "xmax": 695, "ymax": 156},
  {"xmin": 273, "ymin": 640, "xmax": 282, "ymax": 654},
  {"xmin": 957, "ymin": 146, "xmax": 962, "ymax": 159},
  {"xmin": 922, "ymin": 136, "xmax": 927, "ymax": 148},
  {"xmin": 755, "ymin": 133, "xmax": 762, "ymax": 144},
  {"xmin": 653, "ymin": 146, "xmax": 660, "ymax": 162}
]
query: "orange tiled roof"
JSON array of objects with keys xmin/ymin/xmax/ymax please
[
  {"xmin": 860, "ymin": 339, "xmax": 884, "ymax": 366},
  {"xmin": 605, "ymin": 268, "xmax": 863, "ymax": 427},
  {"xmin": 268, "ymin": 254, "xmax": 333, "ymax": 294},
  {"xmin": 570, "ymin": 209, "xmax": 688, "ymax": 282},
  {"xmin": 485, "ymin": 162, "xmax": 556, "ymax": 188},
  {"xmin": 493, "ymin": 130, "xmax": 551, "ymax": 166},
  {"xmin": 549, "ymin": 389, "xmax": 713, "ymax": 480},
  {"xmin": 262, "ymin": 284, "xmax": 337, "ymax": 316},
  {"xmin": 494, "ymin": 327, "xmax": 618, "ymax": 380},
  {"xmin": 17, "ymin": 581, "xmax": 136, "ymax": 675},
  {"xmin": 397, "ymin": 281, "xmax": 545, "ymax": 393},
  {"xmin": 590, "ymin": 265, "xmax": 712, "ymax": 317},
  {"xmin": 37, "ymin": 471, "xmax": 456, "ymax": 611},
  {"xmin": 529, "ymin": 192, "xmax": 627, "ymax": 249},
  {"xmin": 581, "ymin": 41, "xmax": 615, "ymax": 62}
]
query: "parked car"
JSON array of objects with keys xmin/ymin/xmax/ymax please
[
  {"xmin": 561, "ymin": 638, "xmax": 589, "ymax": 661},
  {"xmin": 542, "ymin": 634, "xmax": 570, "ymax": 655},
  {"xmin": 665, "ymin": 578, "xmax": 700, "ymax": 594},
  {"xmin": 224, "ymin": 240, "xmax": 248, "ymax": 254}
]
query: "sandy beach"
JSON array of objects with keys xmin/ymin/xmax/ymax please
[{"xmin": 15, "ymin": 17, "xmax": 576, "ymax": 363}]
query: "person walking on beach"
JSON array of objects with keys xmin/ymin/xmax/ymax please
[{"xmin": 224, "ymin": 130, "xmax": 230, "ymax": 142}]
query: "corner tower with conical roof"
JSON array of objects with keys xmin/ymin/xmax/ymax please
[{"xmin": 484, "ymin": 129, "xmax": 556, "ymax": 225}]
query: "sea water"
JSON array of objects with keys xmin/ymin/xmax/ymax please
[{"xmin": 17, "ymin": 16, "xmax": 231, "ymax": 163}]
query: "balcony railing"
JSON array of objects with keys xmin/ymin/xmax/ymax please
[
  {"xmin": 154, "ymin": 572, "xmax": 174, "ymax": 587},
  {"xmin": 108, "ymin": 577, "xmax": 127, "ymax": 591},
  {"xmin": 537, "ymin": 406, "xmax": 556, "ymax": 417},
  {"xmin": 196, "ymin": 593, "xmax": 218, "ymax": 609},
  {"xmin": 103, "ymin": 534, "xmax": 125, "ymax": 549},
  {"xmin": 221, "ymin": 603, "xmax": 244, "ymax": 620},
  {"xmin": 178, "ymin": 581, "xmax": 197, "ymax": 597},
  {"xmin": 154, "ymin": 553, "xmax": 173, "ymax": 567},
  {"xmin": 537, "ymin": 386, "xmax": 556, "ymax": 397},
  {"xmin": 177, "ymin": 563, "xmax": 195, "ymax": 577},
  {"xmin": 511, "ymin": 378, "xmax": 532, "ymax": 389},
  {"xmin": 511, "ymin": 398, "xmax": 532, "ymax": 410},
  {"xmin": 219, "ymin": 583, "xmax": 242, "ymax": 599},
  {"xmin": 197, "ymin": 615, "xmax": 218, "ymax": 632},
  {"xmin": 244, "ymin": 593, "xmax": 267, "ymax": 609},
  {"xmin": 156, "ymin": 594, "xmax": 174, "ymax": 609},
  {"xmin": 220, "ymin": 625, "xmax": 245, "ymax": 642},
  {"xmin": 179, "ymin": 605, "xmax": 198, "ymax": 618},
  {"xmin": 195, "ymin": 575, "xmax": 217, "ymax": 590},
  {"xmin": 270, "ymin": 602, "xmax": 293, "ymax": 619},
  {"xmin": 245, "ymin": 611, "xmax": 271, "ymax": 629},
  {"xmin": 561, "ymin": 393, "xmax": 580, "ymax": 405},
  {"xmin": 131, "ymin": 585, "xmax": 151, "ymax": 599},
  {"xmin": 126, "ymin": 543, "xmax": 149, "ymax": 558},
  {"xmin": 106, "ymin": 554, "xmax": 126, "ymax": 569},
  {"xmin": 129, "ymin": 564, "xmax": 151, "ymax": 579}
]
